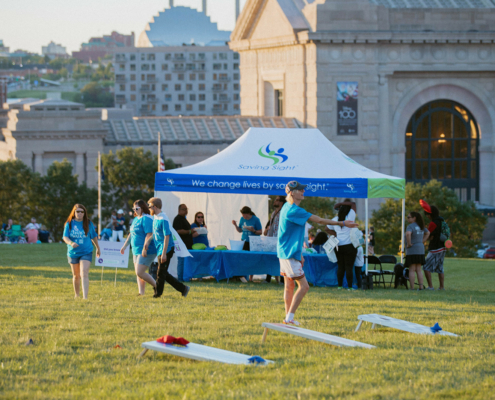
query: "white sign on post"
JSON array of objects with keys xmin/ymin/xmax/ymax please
[{"xmin": 96, "ymin": 240, "xmax": 129, "ymax": 268}]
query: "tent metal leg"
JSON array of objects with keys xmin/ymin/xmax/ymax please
[
  {"xmin": 401, "ymin": 198, "xmax": 405, "ymax": 264},
  {"xmin": 371, "ymin": 323, "xmax": 376, "ymax": 330},
  {"xmin": 355, "ymin": 321, "xmax": 363, "ymax": 332},
  {"xmin": 261, "ymin": 327, "xmax": 268, "ymax": 344}
]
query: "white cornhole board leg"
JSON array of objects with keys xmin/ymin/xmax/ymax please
[
  {"xmin": 356, "ymin": 314, "xmax": 459, "ymax": 337},
  {"xmin": 140, "ymin": 341, "xmax": 274, "ymax": 365},
  {"xmin": 262, "ymin": 323, "xmax": 376, "ymax": 349}
]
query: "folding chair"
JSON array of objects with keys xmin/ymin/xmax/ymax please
[
  {"xmin": 366, "ymin": 255, "xmax": 385, "ymax": 288},
  {"xmin": 378, "ymin": 255, "xmax": 397, "ymax": 288}
]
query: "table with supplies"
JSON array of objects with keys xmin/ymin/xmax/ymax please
[{"xmin": 183, "ymin": 250, "xmax": 355, "ymax": 287}]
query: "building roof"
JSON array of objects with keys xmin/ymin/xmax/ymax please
[
  {"xmin": 138, "ymin": 6, "xmax": 231, "ymax": 47},
  {"xmin": 103, "ymin": 116, "xmax": 301, "ymax": 144}
]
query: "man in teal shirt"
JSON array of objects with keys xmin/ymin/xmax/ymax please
[
  {"xmin": 147, "ymin": 197, "xmax": 190, "ymax": 299},
  {"xmin": 277, "ymin": 181, "xmax": 358, "ymax": 326}
]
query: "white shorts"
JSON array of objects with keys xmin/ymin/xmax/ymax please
[{"xmin": 279, "ymin": 258, "xmax": 305, "ymax": 280}]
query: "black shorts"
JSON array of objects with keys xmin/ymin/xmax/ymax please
[{"xmin": 405, "ymin": 254, "xmax": 425, "ymax": 267}]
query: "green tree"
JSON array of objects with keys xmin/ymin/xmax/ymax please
[
  {"xmin": 34, "ymin": 160, "xmax": 97, "ymax": 241},
  {"xmin": 80, "ymin": 82, "xmax": 114, "ymax": 107},
  {"xmin": 100, "ymin": 147, "xmax": 175, "ymax": 213},
  {"xmin": 0, "ymin": 160, "xmax": 37, "ymax": 225},
  {"xmin": 371, "ymin": 180, "xmax": 486, "ymax": 257}
]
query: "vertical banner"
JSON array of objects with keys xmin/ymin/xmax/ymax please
[{"xmin": 337, "ymin": 82, "xmax": 358, "ymax": 135}]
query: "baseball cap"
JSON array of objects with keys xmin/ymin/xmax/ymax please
[{"xmin": 286, "ymin": 181, "xmax": 307, "ymax": 192}]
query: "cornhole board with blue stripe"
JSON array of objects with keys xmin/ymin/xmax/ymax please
[
  {"xmin": 139, "ymin": 341, "xmax": 274, "ymax": 365},
  {"xmin": 355, "ymin": 314, "xmax": 459, "ymax": 337},
  {"xmin": 261, "ymin": 323, "xmax": 375, "ymax": 348}
]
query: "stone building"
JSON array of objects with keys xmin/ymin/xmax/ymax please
[
  {"xmin": 230, "ymin": 0, "xmax": 495, "ymax": 208},
  {"xmin": 0, "ymin": 99, "xmax": 300, "ymax": 186}
]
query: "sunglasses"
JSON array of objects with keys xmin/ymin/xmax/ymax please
[
  {"xmin": 133, "ymin": 207, "xmax": 141, "ymax": 211},
  {"xmin": 197, "ymin": 216, "xmax": 204, "ymax": 219},
  {"xmin": 407, "ymin": 216, "xmax": 413, "ymax": 219},
  {"xmin": 76, "ymin": 210, "xmax": 85, "ymax": 214},
  {"xmin": 147, "ymin": 204, "xmax": 155, "ymax": 208}
]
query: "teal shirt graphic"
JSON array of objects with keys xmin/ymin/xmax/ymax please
[
  {"xmin": 130, "ymin": 215, "xmax": 157, "ymax": 256},
  {"xmin": 63, "ymin": 220, "xmax": 97, "ymax": 258},
  {"xmin": 153, "ymin": 213, "xmax": 175, "ymax": 256},
  {"xmin": 239, "ymin": 215, "xmax": 262, "ymax": 242},
  {"xmin": 277, "ymin": 203, "xmax": 312, "ymax": 260}
]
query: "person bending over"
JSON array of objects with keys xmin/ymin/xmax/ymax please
[{"xmin": 278, "ymin": 181, "xmax": 358, "ymax": 326}]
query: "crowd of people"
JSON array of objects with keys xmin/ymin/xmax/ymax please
[{"xmin": 1, "ymin": 218, "xmax": 50, "ymax": 243}]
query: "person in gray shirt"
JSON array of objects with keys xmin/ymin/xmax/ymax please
[{"xmin": 405, "ymin": 211, "xmax": 430, "ymax": 290}]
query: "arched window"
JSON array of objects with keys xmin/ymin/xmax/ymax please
[{"xmin": 405, "ymin": 100, "xmax": 479, "ymax": 201}]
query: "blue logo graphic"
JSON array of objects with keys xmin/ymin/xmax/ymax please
[{"xmin": 258, "ymin": 143, "xmax": 288, "ymax": 165}]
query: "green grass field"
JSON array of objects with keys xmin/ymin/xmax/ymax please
[
  {"xmin": 7, "ymin": 90, "xmax": 80, "ymax": 102},
  {"xmin": 1, "ymin": 244, "xmax": 494, "ymax": 399}
]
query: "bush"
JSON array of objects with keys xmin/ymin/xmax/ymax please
[{"xmin": 371, "ymin": 180, "xmax": 486, "ymax": 257}]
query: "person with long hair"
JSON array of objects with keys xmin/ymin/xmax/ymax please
[
  {"xmin": 120, "ymin": 200, "xmax": 157, "ymax": 296},
  {"xmin": 405, "ymin": 211, "xmax": 430, "ymax": 290},
  {"xmin": 326, "ymin": 198, "xmax": 358, "ymax": 290},
  {"xmin": 421, "ymin": 203, "xmax": 446, "ymax": 290},
  {"xmin": 278, "ymin": 181, "xmax": 358, "ymax": 325},
  {"xmin": 191, "ymin": 211, "xmax": 209, "ymax": 247},
  {"xmin": 62, "ymin": 204, "xmax": 101, "ymax": 299}
]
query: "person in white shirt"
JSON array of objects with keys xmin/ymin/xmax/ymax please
[
  {"xmin": 354, "ymin": 244, "xmax": 365, "ymax": 289},
  {"xmin": 24, "ymin": 218, "xmax": 41, "ymax": 231},
  {"xmin": 326, "ymin": 199, "xmax": 357, "ymax": 290}
]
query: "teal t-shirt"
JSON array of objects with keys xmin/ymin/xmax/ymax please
[
  {"xmin": 130, "ymin": 215, "xmax": 157, "ymax": 256},
  {"xmin": 63, "ymin": 220, "xmax": 97, "ymax": 258},
  {"xmin": 277, "ymin": 203, "xmax": 312, "ymax": 260},
  {"xmin": 239, "ymin": 215, "xmax": 262, "ymax": 242},
  {"xmin": 153, "ymin": 213, "xmax": 175, "ymax": 256}
]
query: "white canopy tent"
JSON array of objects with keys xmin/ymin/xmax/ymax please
[{"xmin": 155, "ymin": 128, "xmax": 406, "ymax": 275}]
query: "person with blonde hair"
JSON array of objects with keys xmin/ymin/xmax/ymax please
[
  {"xmin": 62, "ymin": 204, "xmax": 101, "ymax": 299},
  {"xmin": 277, "ymin": 181, "xmax": 358, "ymax": 325}
]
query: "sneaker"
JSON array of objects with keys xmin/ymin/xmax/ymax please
[
  {"xmin": 348, "ymin": 288, "xmax": 357, "ymax": 291},
  {"xmin": 283, "ymin": 320, "xmax": 300, "ymax": 326},
  {"xmin": 337, "ymin": 287, "xmax": 343, "ymax": 290},
  {"xmin": 426, "ymin": 287, "xmax": 435, "ymax": 290},
  {"xmin": 182, "ymin": 286, "xmax": 190, "ymax": 298},
  {"xmin": 438, "ymin": 288, "xmax": 445, "ymax": 291}
]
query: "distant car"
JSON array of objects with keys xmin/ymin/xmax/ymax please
[
  {"xmin": 483, "ymin": 248, "xmax": 495, "ymax": 259},
  {"xmin": 477, "ymin": 243, "xmax": 490, "ymax": 258}
]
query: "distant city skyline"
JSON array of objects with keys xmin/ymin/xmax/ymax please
[{"xmin": 0, "ymin": 0, "xmax": 246, "ymax": 55}]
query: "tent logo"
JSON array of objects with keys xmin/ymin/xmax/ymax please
[
  {"xmin": 258, "ymin": 143, "xmax": 288, "ymax": 165},
  {"xmin": 347, "ymin": 183, "xmax": 355, "ymax": 191},
  {"xmin": 167, "ymin": 178, "xmax": 174, "ymax": 186}
]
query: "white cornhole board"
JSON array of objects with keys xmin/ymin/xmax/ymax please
[
  {"xmin": 261, "ymin": 323, "xmax": 376, "ymax": 349},
  {"xmin": 355, "ymin": 314, "xmax": 459, "ymax": 337},
  {"xmin": 139, "ymin": 341, "xmax": 274, "ymax": 365}
]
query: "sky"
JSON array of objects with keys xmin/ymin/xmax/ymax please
[{"xmin": 1, "ymin": 0, "xmax": 247, "ymax": 54}]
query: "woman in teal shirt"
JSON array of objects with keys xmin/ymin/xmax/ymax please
[
  {"xmin": 232, "ymin": 206, "xmax": 262, "ymax": 251},
  {"xmin": 63, "ymin": 204, "xmax": 101, "ymax": 299},
  {"xmin": 120, "ymin": 200, "xmax": 157, "ymax": 296}
]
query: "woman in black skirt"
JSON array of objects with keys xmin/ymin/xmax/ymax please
[{"xmin": 405, "ymin": 211, "xmax": 430, "ymax": 290}]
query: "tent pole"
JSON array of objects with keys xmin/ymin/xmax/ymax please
[
  {"xmin": 401, "ymin": 198, "xmax": 405, "ymax": 264},
  {"xmin": 365, "ymin": 198, "xmax": 368, "ymax": 276}
]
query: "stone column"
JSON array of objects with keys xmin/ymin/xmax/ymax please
[
  {"xmin": 33, "ymin": 151, "xmax": 43, "ymax": 174},
  {"xmin": 378, "ymin": 74, "xmax": 392, "ymax": 175},
  {"xmin": 75, "ymin": 152, "xmax": 85, "ymax": 183}
]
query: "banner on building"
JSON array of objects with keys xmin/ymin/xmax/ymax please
[{"xmin": 337, "ymin": 82, "xmax": 358, "ymax": 135}]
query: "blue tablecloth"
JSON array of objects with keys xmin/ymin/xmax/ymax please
[{"xmin": 183, "ymin": 250, "xmax": 356, "ymax": 287}]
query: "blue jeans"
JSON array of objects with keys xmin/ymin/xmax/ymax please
[{"xmin": 177, "ymin": 257, "xmax": 185, "ymax": 282}]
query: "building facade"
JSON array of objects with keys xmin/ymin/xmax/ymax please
[
  {"xmin": 1, "ymin": 99, "xmax": 299, "ymax": 186},
  {"xmin": 230, "ymin": 0, "xmax": 495, "ymax": 207},
  {"xmin": 42, "ymin": 42, "xmax": 69, "ymax": 59},
  {"xmin": 72, "ymin": 31, "xmax": 135, "ymax": 63},
  {"xmin": 114, "ymin": 46, "xmax": 241, "ymax": 117}
]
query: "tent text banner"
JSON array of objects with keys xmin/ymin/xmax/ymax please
[{"xmin": 96, "ymin": 241, "xmax": 129, "ymax": 268}]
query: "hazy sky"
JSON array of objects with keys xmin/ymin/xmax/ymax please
[{"xmin": 1, "ymin": 0, "xmax": 247, "ymax": 54}]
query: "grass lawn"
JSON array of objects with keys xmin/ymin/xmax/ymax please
[
  {"xmin": 1, "ymin": 244, "xmax": 494, "ymax": 399},
  {"xmin": 7, "ymin": 90, "xmax": 80, "ymax": 102}
]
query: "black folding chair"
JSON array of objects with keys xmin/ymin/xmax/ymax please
[
  {"xmin": 366, "ymin": 255, "xmax": 386, "ymax": 288},
  {"xmin": 379, "ymin": 255, "xmax": 397, "ymax": 288}
]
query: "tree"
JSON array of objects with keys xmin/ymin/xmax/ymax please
[
  {"xmin": 0, "ymin": 160, "xmax": 37, "ymax": 225},
  {"xmin": 80, "ymin": 82, "xmax": 114, "ymax": 107},
  {"xmin": 100, "ymin": 147, "xmax": 175, "ymax": 214},
  {"xmin": 34, "ymin": 160, "xmax": 97, "ymax": 241},
  {"xmin": 371, "ymin": 180, "xmax": 486, "ymax": 257}
]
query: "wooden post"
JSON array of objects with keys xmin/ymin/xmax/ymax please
[
  {"xmin": 355, "ymin": 321, "xmax": 363, "ymax": 332},
  {"xmin": 261, "ymin": 327, "xmax": 268, "ymax": 344},
  {"xmin": 138, "ymin": 348, "xmax": 148, "ymax": 358}
]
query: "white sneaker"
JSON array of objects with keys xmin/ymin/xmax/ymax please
[{"xmin": 283, "ymin": 319, "xmax": 300, "ymax": 326}]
